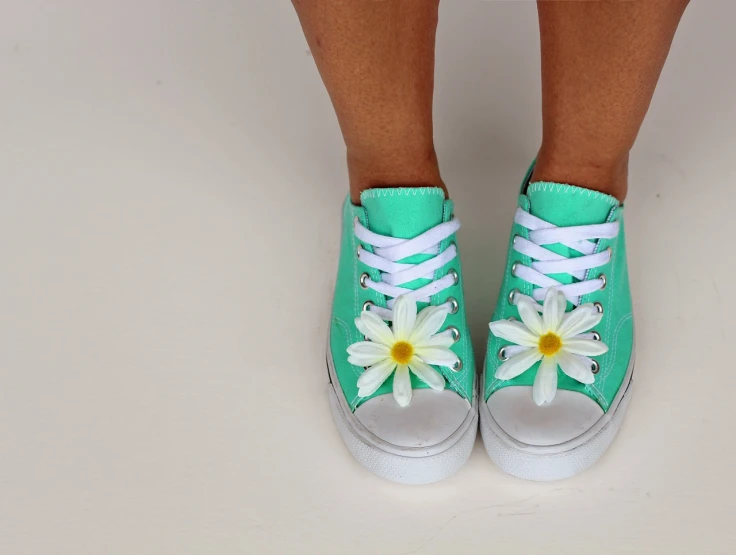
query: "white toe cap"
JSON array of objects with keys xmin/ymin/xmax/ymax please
[
  {"xmin": 354, "ymin": 389, "xmax": 472, "ymax": 449},
  {"xmin": 487, "ymin": 386, "xmax": 603, "ymax": 446}
]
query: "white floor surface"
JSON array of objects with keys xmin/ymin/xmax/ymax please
[{"xmin": 1, "ymin": 1, "xmax": 735, "ymax": 554}]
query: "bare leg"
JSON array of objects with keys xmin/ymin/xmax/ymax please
[
  {"xmin": 532, "ymin": 0, "xmax": 690, "ymax": 201},
  {"xmin": 292, "ymin": 0, "xmax": 443, "ymax": 204}
]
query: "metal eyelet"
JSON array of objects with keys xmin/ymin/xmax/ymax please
[
  {"xmin": 356, "ymin": 245, "xmax": 363, "ymax": 258},
  {"xmin": 498, "ymin": 347, "xmax": 509, "ymax": 361},
  {"xmin": 451, "ymin": 358, "xmax": 463, "ymax": 372},
  {"xmin": 511, "ymin": 261, "xmax": 521, "ymax": 277},
  {"xmin": 447, "ymin": 326, "xmax": 460, "ymax": 343},
  {"xmin": 508, "ymin": 288, "xmax": 520, "ymax": 305},
  {"xmin": 447, "ymin": 297, "xmax": 459, "ymax": 315},
  {"xmin": 448, "ymin": 268, "xmax": 459, "ymax": 285},
  {"xmin": 606, "ymin": 247, "xmax": 613, "ymax": 259},
  {"xmin": 353, "ymin": 216, "xmax": 360, "ymax": 226},
  {"xmin": 590, "ymin": 330, "xmax": 601, "ymax": 341},
  {"xmin": 594, "ymin": 301, "xmax": 604, "ymax": 314},
  {"xmin": 599, "ymin": 273, "xmax": 607, "ymax": 290},
  {"xmin": 591, "ymin": 360, "xmax": 600, "ymax": 374},
  {"xmin": 512, "ymin": 234, "xmax": 520, "ymax": 245},
  {"xmin": 362, "ymin": 300, "xmax": 374, "ymax": 312},
  {"xmin": 359, "ymin": 272, "xmax": 369, "ymax": 289}
]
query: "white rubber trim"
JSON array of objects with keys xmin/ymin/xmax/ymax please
[
  {"xmin": 480, "ymin": 353, "xmax": 635, "ymax": 481},
  {"xmin": 326, "ymin": 348, "xmax": 477, "ymax": 484}
]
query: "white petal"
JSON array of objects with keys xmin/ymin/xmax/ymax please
[
  {"xmin": 517, "ymin": 297, "xmax": 544, "ymax": 336},
  {"xmin": 356, "ymin": 311, "xmax": 394, "ymax": 346},
  {"xmin": 355, "ymin": 317, "xmax": 371, "ymax": 339},
  {"xmin": 556, "ymin": 350, "xmax": 595, "ymax": 384},
  {"xmin": 557, "ymin": 304, "xmax": 603, "ymax": 338},
  {"xmin": 532, "ymin": 356, "xmax": 558, "ymax": 406},
  {"xmin": 495, "ymin": 348, "xmax": 542, "ymax": 380},
  {"xmin": 414, "ymin": 346, "xmax": 458, "ymax": 367},
  {"xmin": 393, "ymin": 365, "xmax": 412, "ymax": 407},
  {"xmin": 409, "ymin": 305, "xmax": 450, "ymax": 344},
  {"xmin": 489, "ymin": 320, "xmax": 539, "ymax": 347},
  {"xmin": 543, "ymin": 287, "xmax": 566, "ymax": 332},
  {"xmin": 408, "ymin": 357, "xmax": 446, "ymax": 391},
  {"xmin": 562, "ymin": 338, "xmax": 609, "ymax": 357},
  {"xmin": 391, "ymin": 295, "xmax": 417, "ymax": 341},
  {"xmin": 347, "ymin": 341, "xmax": 391, "ymax": 367},
  {"xmin": 357, "ymin": 359, "xmax": 397, "ymax": 397},
  {"xmin": 416, "ymin": 332, "xmax": 454, "ymax": 349},
  {"xmin": 347, "ymin": 341, "xmax": 390, "ymax": 357}
]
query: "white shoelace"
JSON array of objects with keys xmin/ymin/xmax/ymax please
[
  {"xmin": 511, "ymin": 207, "xmax": 619, "ymax": 308},
  {"xmin": 354, "ymin": 216, "xmax": 461, "ymax": 321}
]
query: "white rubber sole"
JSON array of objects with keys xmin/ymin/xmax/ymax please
[
  {"xmin": 327, "ymin": 354, "xmax": 478, "ymax": 485},
  {"xmin": 480, "ymin": 355, "xmax": 635, "ymax": 481}
]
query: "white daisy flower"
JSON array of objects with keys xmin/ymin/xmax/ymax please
[
  {"xmin": 347, "ymin": 295, "xmax": 459, "ymax": 407},
  {"xmin": 489, "ymin": 287, "xmax": 609, "ymax": 406}
]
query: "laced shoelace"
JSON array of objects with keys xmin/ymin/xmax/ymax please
[
  {"xmin": 511, "ymin": 207, "xmax": 619, "ymax": 309},
  {"xmin": 354, "ymin": 216, "xmax": 461, "ymax": 321}
]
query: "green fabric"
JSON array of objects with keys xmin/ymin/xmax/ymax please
[
  {"xmin": 361, "ymin": 189, "xmax": 445, "ymax": 294},
  {"xmin": 484, "ymin": 177, "xmax": 634, "ymax": 412},
  {"xmin": 527, "ymin": 182, "xmax": 619, "ymax": 287},
  {"xmin": 330, "ymin": 188, "xmax": 475, "ymax": 411}
]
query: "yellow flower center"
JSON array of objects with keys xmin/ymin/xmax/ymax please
[
  {"xmin": 538, "ymin": 332, "xmax": 563, "ymax": 357},
  {"xmin": 390, "ymin": 341, "xmax": 414, "ymax": 365}
]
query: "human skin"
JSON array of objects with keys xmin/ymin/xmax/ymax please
[{"xmin": 292, "ymin": 0, "xmax": 690, "ymax": 203}]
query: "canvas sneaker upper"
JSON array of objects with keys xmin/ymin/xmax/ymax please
[
  {"xmin": 485, "ymin": 171, "xmax": 634, "ymax": 441},
  {"xmin": 330, "ymin": 187, "xmax": 475, "ymax": 414}
]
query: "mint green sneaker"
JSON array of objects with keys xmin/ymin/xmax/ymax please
[
  {"xmin": 480, "ymin": 167, "xmax": 634, "ymax": 480},
  {"xmin": 327, "ymin": 188, "xmax": 477, "ymax": 484}
]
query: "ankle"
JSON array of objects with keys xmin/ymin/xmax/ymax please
[
  {"xmin": 531, "ymin": 151, "xmax": 629, "ymax": 202},
  {"xmin": 347, "ymin": 147, "xmax": 446, "ymax": 204}
]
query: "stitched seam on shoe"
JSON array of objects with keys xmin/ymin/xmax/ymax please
[
  {"xmin": 360, "ymin": 187, "xmax": 445, "ymax": 200},
  {"xmin": 334, "ymin": 317, "xmax": 362, "ymax": 378},
  {"xmin": 585, "ymin": 216, "xmax": 621, "ymax": 409},
  {"xmin": 352, "ymin": 205, "xmax": 360, "ymax": 329},
  {"xmin": 341, "ymin": 209, "xmax": 363, "ymax": 411},
  {"xmin": 351, "ymin": 205, "xmax": 363, "ymax": 411},
  {"xmin": 592, "ymin": 311, "xmax": 633, "ymax": 412},
  {"xmin": 486, "ymin": 209, "xmax": 525, "ymax": 398},
  {"xmin": 598, "ymin": 216, "xmax": 619, "ymax": 407},
  {"xmin": 446, "ymin": 205, "xmax": 468, "ymax": 398},
  {"xmin": 486, "ymin": 237, "xmax": 512, "ymax": 397},
  {"xmin": 581, "ymin": 207, "xmax": 618, "ymax": 407},
  {"xmin": 424, "ymin": 201, "xmax": 467, "ymax": 399},
  {"xmin": 332, "ymin": 315, "xmax": 362, "ymax": 412},
  {"xmin": 526, "ymin": 182, "xmax": 619, "ymax": 207}
]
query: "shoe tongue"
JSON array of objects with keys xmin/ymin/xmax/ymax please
[
  {"xmin": 360, "ymin": 187, "xmax": 447, "ymax": 294},
  {"xmin": 526, "ymin": 181, "xmax": 619, "ymax": 286},
  {"xmin": 360, "ymin": 187, "xmax": 446, "ymax": 238},
  {"xmin": 527, "ymin": 182, "xmax": 617, "ymax": 227}
]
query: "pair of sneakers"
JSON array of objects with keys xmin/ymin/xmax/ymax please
[{"xmin": 327, "ymin": 165, "xmax": 634, "ymax": 483}]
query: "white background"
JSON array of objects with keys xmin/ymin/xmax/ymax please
[{"xmin": 1, "ymin": 1, "xmax": 735, "ymax": 553}]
